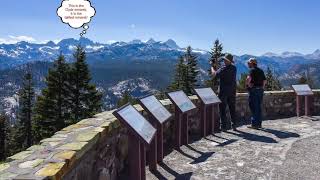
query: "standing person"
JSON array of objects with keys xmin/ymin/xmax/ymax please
[
  {"xmin": 211, "ymin": 54, "xmax": 237, "ymax": 131},
  {"xmin": 246, "ymin": 58, "xmax": 266, "ymax": 129}
]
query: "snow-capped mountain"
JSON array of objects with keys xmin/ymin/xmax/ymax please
[
  {"xmin": 1, "ymin": 37, "xmax": 320, "ymax": 122},
  {"xmin": 262, "ymin": 50, "xmax": 320, "ymax": 59},
  {"xmin": 0, "ymin": 37, "xmax": 189, "ymax": 69}
]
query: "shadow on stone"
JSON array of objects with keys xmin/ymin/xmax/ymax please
[
  {"xmin": 227, "ymin": 130, "xmax": 278, "ymax": 143},
  {"xmin": 304, "ymin": 116, "xmax": 319, "ymax": 121},
  {"xmin": 157, "ymin": 162, "xmax": 193, "ymax": 180},
  {"xmin": 184, "ymin": 145, "xmax": 215, "ymax": 164},
  {"xmin": 177, "ymin": 149, "xmax": 197, "ymax": 160},
  {"xmin": 205, "ymin": 137, "xmax": 238, "ymax": 147},
  {"xmin": 150, "ymin": 169, "xmax": 169, "ymax": 180},
  {"xmin": 260, "ymin": 128, "xmax": 300, "ymax": 139},
  {"xmin": 212, "ymin": 134, "xmax": 230, "ymax": 140}
]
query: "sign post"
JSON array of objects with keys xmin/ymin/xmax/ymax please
[
  {"xmin": 138, "ymin": 95, "xmax": 172, "ymax": 171},
  {"xmin": 194, "ymin": 88, "xmax": 221, "ymax": 137},
  {"xmin": 113, "ymin": 104, "xmax": 156, "ymax": 180},
  {"xmin": 292, "ymin": 84, "xmax": 314, "ymax": 117},
  {"xmin": 167, "ymin": 91, "xmax": 196, "ymax": 148}
]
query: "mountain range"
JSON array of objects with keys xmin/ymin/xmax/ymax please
[{"xmin": 0, "ymin": 37, "xmax": 319, "ymax": 122}]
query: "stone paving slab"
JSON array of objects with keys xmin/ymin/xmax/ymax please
[{"xmin": 146, "ymin": 116, "xmax": 320, "ymax": 180}]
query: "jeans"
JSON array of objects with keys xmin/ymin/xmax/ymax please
[
  {"xmin": 219, "ymin": 93, "xmax": 236, "ymax": 129},
  {"xmin": 248, "ymin": 88, "xmax": 264, "ymax": 126}
]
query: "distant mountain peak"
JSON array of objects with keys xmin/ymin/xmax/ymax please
[
  {"xmin": 45, "ymin": 41, "xmax": 56, "ymax": 46},
  {"xmin": 281, "ymin": 51, "xmax": 303, "ymax": 57},
  {"xmin": 129, "ymin": 39, "xmax": 143, "ymax": 44},
  {"xmin": 146, "ymin": 38, "xmax": 156, "ymax": 44},
  {"xmin": 163, "ymin": 39, "xmax": 179, "ymax": 49},
  {"xmin": 79, "ymin": 37, "xmax": 95, "ymax": 46},
  {"xmin": 313, "ymin": 49, "xmax": 320, "ymax": 54},
  {"xmin": 262, "ymin": 52, "xmax": 278, "ymax": 57},
  {"xmin": 57, "ymin": 38, "xmax": 78, "ymax": 46},
  {"xmin": 306, "ymin": 49, "xmax": 320, "ymax": 59}
]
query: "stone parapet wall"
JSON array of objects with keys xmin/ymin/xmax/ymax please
[{"xmin": 0, "ymin": 90, "xmax": 319, "ymax": 180}]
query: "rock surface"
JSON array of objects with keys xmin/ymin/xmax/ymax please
[{"xmin": 146, "ymin": 116, "xmax": 320, "ymax": 180}]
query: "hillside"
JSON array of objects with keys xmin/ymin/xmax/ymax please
[{"xmin": 0, "ymin": 38, "xmax": 320, "ymax": 122}]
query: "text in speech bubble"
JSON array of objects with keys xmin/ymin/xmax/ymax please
[{"xmin": 57, "ymin": 0, "xmax": 96, "ymax": 37}]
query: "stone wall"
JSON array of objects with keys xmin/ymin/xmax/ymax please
[{"xmin": 0, "ymin": 90, "xmax": 319, "ymax": 180}]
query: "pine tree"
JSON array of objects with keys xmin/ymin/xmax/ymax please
[
  {"xmin": 33, "ymin": 54, "xmax": 70, "ymax": 142},
  {"xmin": 237, "ymin": 73, "xmax": 248, "ymax": 92},
  {"xmin": 0, "ymin": 114, "xmax": 6, "ymax": 161},
  {"xmin": 185, "ymin": 46, "xmax": 199, "ymax": 94},
  {"xmin": 117, "ymin": 91, "xmax": 137, "ymax": 108},
  {"xmin": 15, "ymin": 72, "xmax": 35, "ymax": 150},
  {"xmin": 298, "ymin": 71, "xmax": 315, "ymax": 88},
  {"xmin": 206, "ymin": 39, "xmax": 224, "ymax": 91},
  {"xmin": 168, "ymin": 56, "xmax": 187, "ymax": 92},
  {"xmin": 168, "ymin": 47, "xmax": 199, "ymax": 95},
  {"xmin": 68, "ymin": 46, "xmax": 102, "ymax": 124},
  {"xmin": 0, "ymin": 113, "xmax": 15, "ymax": 160},
  {"xmin": 265, "ymin": 67, "xmax": 282, "ymax": 91}
]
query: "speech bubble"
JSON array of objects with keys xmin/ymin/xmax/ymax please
[{"xmin": 57, "ymin": 0, "xmax": 96, "ymax": 37}]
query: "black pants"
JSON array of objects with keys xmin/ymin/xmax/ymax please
[{"xmin": 219, "ymin": 94, "xmax": 236, "ymax": 129}]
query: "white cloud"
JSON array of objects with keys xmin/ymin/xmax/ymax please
[
  {"xmin": 107, "ymin": 40, "xmax": 117, "ymax": 44},
  {"xmin": 9, "ymin": 35, "xmax": 36, "ymax": 42},
  {"xmin": 130, "ymin": 24, "xmax": 136, "ymax": 29},
  {"xmin": 0, "ymin": 35, "xmax": 38, "ymax": 44}
]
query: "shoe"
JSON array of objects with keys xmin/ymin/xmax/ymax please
[
  {"xmin": 221, "ymin": 128, "xmax": 228, "ymax": 132},
  {"xmin": 232, "ymin": 124, "xmax": 237, "ymax": 131},
  {"xmin": 247, "ymin": 125, "xmax": 260, "ymax": 130}
]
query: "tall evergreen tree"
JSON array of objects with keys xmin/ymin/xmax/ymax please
[
  {"xmin": 298, "ymin": 71, "xmax": 315, "ymax": 88},
  {"xmin": 185, "ymin": 46, "xmax": 199, "ymax": 94},
  {"xmin": 237, "ymin": 73, "xmax": 248, "ymax": 93},
  {"xmin": 168, "ymin": 56, "xmax": 187, "ymax": 92},
  {"xmin": 0, "ymin": 113, "xmax": 15, "ymax": 160},
  {"xmin": 33, "ymin": 54, "xmax": 70, "ymax": 142},
  {"xmin": 265, "ymin": 67, "xmax": 282, "ymax": 91},
  {"xmin": 15, "ymin": 72, "xmax": 35, "ymax": 150},
  {"xmin": 205, "ymin": 39, "xmax": 224, "ymax": 91},
  {"xmin": 168, "ymin": 46, "xmax": 199, "ymax": 95},
  {"xmin": 0, "ymin": 114, "xmax": 6, "ymax": 161},
  {"xmin": 68, "ymin": 46, "xmax": 102, "ymax": 124},
  {"xmin": 117, "ymin": 91, "xmax": 137, "ymax": 108}
]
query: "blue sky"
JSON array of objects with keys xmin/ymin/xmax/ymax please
[{"xmin": 0, "ymin": 0, "xmax": 319, "ymax": 55}]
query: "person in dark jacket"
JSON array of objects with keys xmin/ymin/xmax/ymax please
[
  {"xmin": 211, "ymin": 54, "xmax": 237, "ymax": 131},
  {"xmin": 246, "ymin": 58, "xmax": 266, "ymax": 129}
]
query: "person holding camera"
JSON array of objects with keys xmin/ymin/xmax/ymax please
[{"xmin": 211, "ymin": 54, "xmax": 237, "ymax": 131}]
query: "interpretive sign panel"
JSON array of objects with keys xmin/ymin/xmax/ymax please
[
  {"xmin": 194, "ymin": 88, "xmax": 221, "ymax": 105},
  {"xmin": 139, "ymin": 95, "xmax": 172, "ymax": 124},
  {"xmin": 167, "ymin": 91, "xmax": 196, "ymax": 113},
  {"xmin": 114, "ymin": 104, "xmax": 156, "ymax": 145},
  {"xmin": 292, "ymin": 84, "xmax": 313, "ymax": 96}
]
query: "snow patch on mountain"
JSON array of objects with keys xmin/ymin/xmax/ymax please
[
  {"xmin": 109, "ymin": 78, "xmax": 155, "ymax": 97},
  {"xmin": 2, "ymin": 95, "xmax": 19, "ymax": 123}
]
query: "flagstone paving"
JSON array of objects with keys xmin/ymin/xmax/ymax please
[{"xmin": 146, "ymin": 116, "xmax": 320, "ymax": 180}]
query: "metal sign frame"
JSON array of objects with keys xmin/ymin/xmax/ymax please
[
  {"xmin": 138, "ymin": 95, "xmax": 172, "ymax": 171},
  {"xmin": 113, "ymin": 104, "xmax": 156, "ymax": 180},
  {"xmin": 166, "ymin": 90, "xmax": 196, "ymax": 148},
  {"xmin": 194, "ymin": 88, "xmax": 221, "ymax": 136}
]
